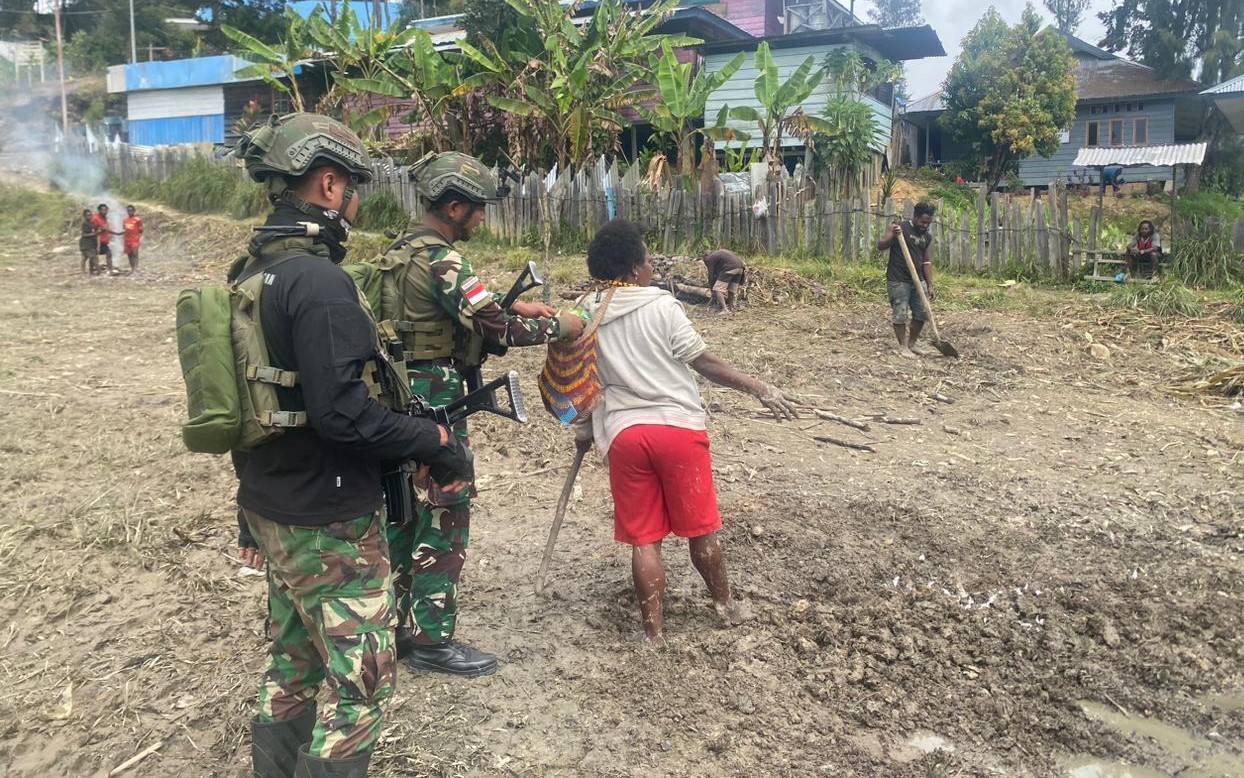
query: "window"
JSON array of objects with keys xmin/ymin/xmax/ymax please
[
  {"xmin": 1086, "ymin": 121, "xmax": 1099, "ymax": 147},
  {"xmin": 1134, "ymin": 117, "xmax": 1148, "ymax": 145},
  {"xmin": 1110, "ymin": 119, "xmax": 1124, "ymax": 146}
]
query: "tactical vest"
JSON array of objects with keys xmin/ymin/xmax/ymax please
[
  {"xmin": 348, "ymin": 230, "xmax": 484, "ymax": 369},
  {"xmin": 177, "ymin": 241, "xmax": 411, "ymax": 455}
]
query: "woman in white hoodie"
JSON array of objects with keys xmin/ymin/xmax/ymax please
[{"xmin": 577, "ymin": 220, "xmax": 799, "ymax": 644}]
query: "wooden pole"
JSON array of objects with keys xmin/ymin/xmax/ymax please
[{"xmin": 53, "ymin": 0, "xmax": 69, "ymax": 138}]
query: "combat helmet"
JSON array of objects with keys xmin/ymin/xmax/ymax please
[
  {"xmin": 234, "ymin": 113, "xmax": 374, "ymax": 188},
  {"xmin": 409, "ymin": 151, "xmax": 508, "ymax": 204}
]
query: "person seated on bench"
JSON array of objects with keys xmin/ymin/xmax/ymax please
[{"xmin": 1124, "ymin": 220, "xmax": 1163, "ymax": 280}]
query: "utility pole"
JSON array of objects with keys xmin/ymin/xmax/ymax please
[
  {"xmin": 129, "ymin": 0, "xmax": 137, "ymax": 63},
  {"xmin": 53, "ymin": 0, "xmax": 69, "ymax": 137}
]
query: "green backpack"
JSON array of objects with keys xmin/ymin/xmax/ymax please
[{"xmin": 176, "ymin": 253, "xmax": 307, "ymax": 454}]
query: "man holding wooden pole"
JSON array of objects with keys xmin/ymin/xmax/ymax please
[{"xmin": 877, "ymin": 202, "xmax": 936, "ymax": 358}]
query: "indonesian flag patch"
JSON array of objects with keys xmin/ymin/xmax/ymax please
[{"xmin": 461, "ymin": 276, "xmax": 489, "ymax": 307}]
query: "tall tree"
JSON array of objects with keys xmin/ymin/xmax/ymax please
[
  {"xmin": 1098, "ymin": 0, "xmax": 1244, "ymax": 83},
  {"xmin": 1042, "ymin": 0, "xmax": 1090, "ymax": 33},
  {"xmin": 941, "ymin": 4, "xmax": 1077, "ymax": 191},
  {"xmin": 867, "ymin": 0, "xmax": 924, "ymax": 28}
]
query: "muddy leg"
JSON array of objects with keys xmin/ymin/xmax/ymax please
[
  {"xmin": 907, "ymin": 320, "xmax": 925, "ymax": 349},
  {"xmin": 632, "ymin": 541, "xmax": 666, "ymax": 643},
  {"xmin": 690, "ymin": 533, "xmax": 752, "ymax": 626}
]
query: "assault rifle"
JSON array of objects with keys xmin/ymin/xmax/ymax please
[
  {"xmin": 466, "ymin": 261, "xmax": 543, "ymax": 392},
  {"xmin": 383, "ymin": 370, "xmax": 528, "ymax": 524}
]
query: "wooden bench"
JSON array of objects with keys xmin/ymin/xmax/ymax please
[{"xmin": 1082, "ymin": 251, "xmax": 1163, "ymax": 284}]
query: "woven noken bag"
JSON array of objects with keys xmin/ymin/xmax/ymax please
[{"xmin": 538, "ymin": 287, "xmax": 616, "ymax": 425}]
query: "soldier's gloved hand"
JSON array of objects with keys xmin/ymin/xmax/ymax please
[
  {"xmin": 427, "ymin": 436, "xmax": 474, "ymax": 492},
  {"xmin": 757, "ymin": 384, "xmax": 799, "ymax": 422}
]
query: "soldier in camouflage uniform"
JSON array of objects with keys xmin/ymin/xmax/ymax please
[
  {"xmin": 230, "ymin": 115, "xmax": 472, "ymax": 778},
  {"xmin": 385, "ymin": 152, "xmax": 585, "ymax": 677}
]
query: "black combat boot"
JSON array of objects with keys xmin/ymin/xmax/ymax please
[
  {"xmin": 292, "ymin": 745, "xmax": 370, "ymax": 778},
  {"xmin": 404, "ymin": 640, "xmax": 499, "ymax": 678},
  {"xmin": 394, "ymin": 625, "xmax": 414, "ymax": 660},
  {"xmin": 252, "ymin": 707, "xmax": 316, "ymax": 778}
]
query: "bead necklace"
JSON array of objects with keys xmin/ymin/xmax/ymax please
[{"xmin": 596, "ymin": 278, "xmax": 641, "ymax": 288}]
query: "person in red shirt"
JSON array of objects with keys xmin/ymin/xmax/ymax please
[
  {"xmin": 122, "ymin": 205, "xmax": 144, "ymax": 272},
  {"xmin": 90, "ymin": 204, "xmax": 117, "ymax": 275}
]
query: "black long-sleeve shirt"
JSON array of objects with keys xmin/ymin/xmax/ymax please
[{"xmin": 235, "ymin": 241, "xmax": 443, "ymax": 525}]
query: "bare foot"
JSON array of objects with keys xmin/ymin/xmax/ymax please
[
  {"xmin": 896, "ymin": 346, "xmax": 916, "ymax": 359},
  {"xmin": 714, "ymin": 600, "xmax": 754, "ymax": 627},
  {"xmin": 907, "ymin": 343, "xmax": 927, "ymax": 356}
]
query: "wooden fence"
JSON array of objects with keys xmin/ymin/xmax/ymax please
[{"xmin": 95, "ymin": 143, "xmax": 1244, "ymax": 279}]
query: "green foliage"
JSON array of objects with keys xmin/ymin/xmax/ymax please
[
  {"xmin": 815, "ymin": 97, "xmax": 877, "ymax": 194},
  {"xmin": 1175, "ymin": 191, "xmax": 1244, "ymax": 223},
  {"xmin": 352, "ymin": 191, "xmax": 409, "ymax": 233},
  {"xmin": 0, "ymin": 188, "xmax": 77, "ymax": 239},
  {"xmin": 867, "ymin": 0, "xmax": 923, "ymax": 27},
  {"xmin": 83, "ymin": 99, "xmax": 106, "ymax": 125},
  {"xmin": 927, "ymin": 181, "xmax": 976, "ymax": 212},
  {"xmin": 459, "ymin": 0, "xmax": 517, "ymax": 48},
  {"xmin": 222, "ymin": 6, "xmax": 316, "ymax": 112},
  {"xmin": 63, "ymin": 0, "xmax": 199, "ymax": 74},
  {"xmin": 1169, "ymin": 228, "xmax": 1244, "ymax": 289},
  {"xmin": 116, "ymin": 157, "xmax": 267, "ymax": 219},
  {"xmin": 638, "ymin": 43, "xmax": 745, "ymax": 180},
  {"xmin": 729, "ymin": 42, "xmax": 830, "ymax": 165},
  {"xmin": 1098, "ymin": 0, "xmax": 1243, "ymax": 84},
  {"xmin": 460, "ymin": 0, "xmax": 694, "ymax": 169},
  {"xmin": 1202, "ymin": 135, "xmax": 1244, "ymax": 197},
  {"xmin": 1042, "ymin": 0, "xmax": 1089, "ymax": 33},
  {"xmin": 941, "ymin": 5, "xmax": 1077, "ymax": 192},
  {"xmin": 1108, "ymin": 279, "xmax": 1204, "ymax": 317}
]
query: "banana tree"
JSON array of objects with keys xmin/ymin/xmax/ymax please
[
  {"xmin": 638, "ymin": 42, "xmax": 745, "ymax": 183},
  {"xmin": 222, "ymin": 7, "xmax": 316, "ymax": 113},
  {"xmin": 727, "ymin": 41, "xmax": 832, "ymax": 171},
  {"xmin": 304, "ymin": 0, "xmax": 423, "ymax": 136},
  {"xmin": 458, "ymin": 0, "xmax": 699, "ymax": 170}
]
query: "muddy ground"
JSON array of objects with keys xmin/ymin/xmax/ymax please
[{"xmin": 0, "ymin": 202, "xmax": 1242, "ymax": 778}]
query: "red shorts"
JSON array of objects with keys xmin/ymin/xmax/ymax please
[{"xmin": 608, "ymin": 425, "xmax": 721, "ymax": 546}]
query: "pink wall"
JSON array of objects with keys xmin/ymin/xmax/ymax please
[{"xmin": 717, "ymin": 0, "xmax": 784, "ymax": 38}]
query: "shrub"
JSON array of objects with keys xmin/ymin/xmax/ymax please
[
  {"xmin": 1108, "ymin": 279, "xmax": 1203, "ymax": 317},
  {"xmin": 0, "ymin": 188, "xmax": 78, "ymax": 238},
  {"xmin": 1169, "ymin": 229, "xmax": 1244, "ymax": 289},
  {"xmin": 1175, "ymin": 191, "xmax": 1244, "ymax": 224},
  {"xmin": 926, "ymin": 182, "xmax": 976, "ymax": 213},
  {"xmin": 116, "ymin": 156, "xmax": 267, "ymax": 219},
  {"xmin": 353, "ymin": 191, "xmax": 409, "ymax": 234}
]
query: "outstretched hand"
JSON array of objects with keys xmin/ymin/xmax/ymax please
[{"xmin": 757, "ymin": 384, "xmax": 799, "ymax": 421}]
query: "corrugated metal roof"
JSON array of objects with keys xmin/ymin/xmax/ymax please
[
  {"xmin": 903, "ymin": 90, "xmax": 944, "ymax": 115},
  {"xmin": 1203, "ymin": 74, "xmax": 1244, "ymax": 95},
  {"xmin": 1074, "ymin": 59, "xmax": 1203, "ymax": 100},
  {"xmin": 1073, "ymin": 142, "xmax": 1207, "ymax": 167}
]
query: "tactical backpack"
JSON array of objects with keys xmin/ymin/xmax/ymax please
[
  {"xmin": 343, "ymin": 231, "xmax": 485, "ymax": 368},
  {"xmin": 176, "ymin": 252, "xmax": 412, "ymax": 454}
]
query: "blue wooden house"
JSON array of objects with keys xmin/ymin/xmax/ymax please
[
  {"xmin": 700, "ymin": 14, "xmax": 945, "ymax": 161},
  {"xmin": 1017, "ymin": 34, "xmax": 1206, "ymax": 187}
]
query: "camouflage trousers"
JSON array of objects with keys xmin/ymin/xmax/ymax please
[
  {"xmin": 245, "ymin": 508, "xmax": 396, "ymax": 759},
  {"xmin": 389, "ymin": 361, "xmax": 474, "ymax": 645}
]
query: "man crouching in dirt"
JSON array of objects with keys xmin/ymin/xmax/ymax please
[
  {"xmin": 700, "ymin": 248, "xmax": 745, "ymax": 313},
  {"xmin": 877, "ymin": 202, "xmax": 935, "ymax": 358},
  {"xmin": 229, "ymin": 114, "xmax": 471, "ymax": 778},
  {"xmin": 575, "ymin": 219, "xmax": 799, "ymax": 644}
]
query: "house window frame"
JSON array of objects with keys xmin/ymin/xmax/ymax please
[
  {"xmin": 1109, "ymin": 118, "xmax": 1124, "ymax": 147},
  {"xmin": 1133, "ymin": 117, "xmax": 1148, "ymax": 145},
  {"xmin": 1086, "ymin": 121, "xmax": 1100, "ymax": 147}
]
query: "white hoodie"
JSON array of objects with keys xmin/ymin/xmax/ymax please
[{"xmin": 582, "ymin": 286, "xmax": 708, "ymax": 455}]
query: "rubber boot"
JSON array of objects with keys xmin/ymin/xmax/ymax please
[
  {"xmin": 405, "ymin": 640, "xmax": 498, "ymax": 678},
  {"xmin": 252, "ymin": 708, "xmax": 316, "ymax": 778},
  {"xmin": 293, "ymin": 744, "xmax": 371, "ymax": 778}
]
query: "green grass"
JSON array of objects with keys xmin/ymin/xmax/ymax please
[
  {"xmin": 1107, "ymin": 279, "xmax": 1204, "ymax": 318},
  {"xmin": 0, "ymin": 188, "xmax": 80, "ymax": 239},
  {"xmin": 352, "ymin": 191, "xmax": 409, "ymax": 234},
  {"xmin": 116, "ymin": 157, "xmax": 268, "ymax": 219},
  {"xmin": 1169, "ymin": 230, "xmax": 1244, "ymax": 289}
]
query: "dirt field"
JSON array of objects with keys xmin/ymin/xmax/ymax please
[{"xmin": 1, "ymin": 202, "xmax": 1242, "ymax": 778}]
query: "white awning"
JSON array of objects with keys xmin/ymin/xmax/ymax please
[{"xmin": 1073, "ymin": 143, "xmax": 1207, "ymax": 168}]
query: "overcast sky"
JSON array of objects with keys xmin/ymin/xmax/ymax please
[{"xmin": 854, "ymin": 0, "xmax": 1118, "ymax": 99}]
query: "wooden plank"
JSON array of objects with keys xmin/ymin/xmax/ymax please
[
  {"xmin": 1088, "ymin": 206, "xmax": 1100, "ymax": 251},
  {"xmin": 1036, "ymin": 201, "xmax": 1049, "ymax": 274},
  {"xmin": 989, "ymin": 192, "xmax": 1000, "ymax": 272}
]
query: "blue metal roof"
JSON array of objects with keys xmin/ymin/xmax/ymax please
[{"xmin": 125, "ymin": 55, "xmax": 258, "ymax": 92}]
